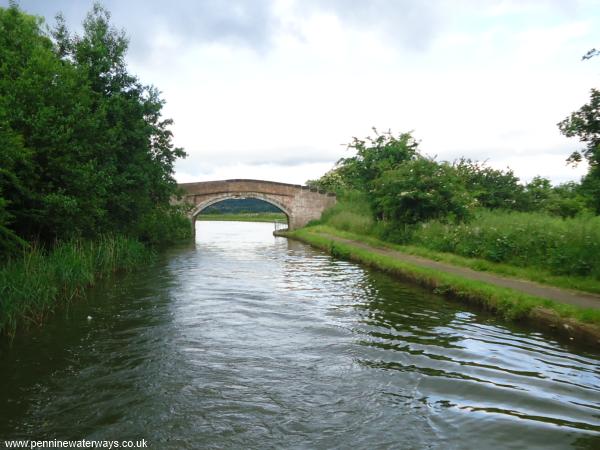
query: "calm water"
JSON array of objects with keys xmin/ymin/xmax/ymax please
[{"xmin": 1, "ymin": 221, "xmax": 599, "ymax": 449}]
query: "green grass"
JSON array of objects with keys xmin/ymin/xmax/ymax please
[
  {"xmin": 0, "ymin": 235, "xmax": 152, "ymax": 337},
  {"xmin": 197, "ymin": 212, "xmax": 288, "ymax": 223},
  {"xmin": 307, "ymin": 224, "xmax": 600, "ymax": 295},
  {"xmin": 315, "ymin": 195, "xmax": 600, "ymax": 291},
  {"xmin": 285, "ymin": 227, "xmax": 600, "ymax": 342},
  {"xmin": 412, "ymin": 210, "xmax": 600, "ymax": 279}
]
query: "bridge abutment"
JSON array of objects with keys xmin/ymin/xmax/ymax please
[{"xmin": 176, "ymin": 179, "xmax": 336, "ymax": 231}]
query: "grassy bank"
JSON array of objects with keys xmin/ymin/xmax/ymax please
[
  {"xmin": 318, "ymin": 195, "xmax": 600, "ymax": 294},
  {"xmin": 284, "ymin": 227, "xmax": 600, "ymax": 344},
  {"xmin": 197, "ymin": 212, "xmax": 287, "ymax": 223},
  {"xmin": 305, "ymin": 224, "xmax": 600, "ymax": 295},
  {"xmin": 0, "ymin": 236, "xmax": 152, "ymax": 337},
  {"xmin": 412, "ymin": 210, "xmax": 600, "ymax": 279}
]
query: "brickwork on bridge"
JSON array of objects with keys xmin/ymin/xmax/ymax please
[{"xmin": 176, "ymin": 179, "xmax": 336, "ymax": 230}]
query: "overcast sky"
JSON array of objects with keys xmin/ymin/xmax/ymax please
[{"xmin": 8, "ymin": 0, "xmax": 600, "ymax": 185}]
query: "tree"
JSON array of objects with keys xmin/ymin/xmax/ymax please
[
  {"xmin": 546, "ymin": 182, "xmax": 590, "ymax": 218},
  {"xmin": 452, "ymin": 158, "xmax": 525, "ymax": 210},
  {"xmin": 335, "ymin": 129, "xmax": 420, "ymax": 190},
  {"xmin": 557, "ymin": 49, "xmax": 600, "ymax": 213},
  {"xmin": 582, "ymin": 48, "xmax": 599, "ymax": 60},
  {"xmin": 558, "ymin": 88, "xmax": 600, "ymax": 168},
  {"xmin": 53, "ymin": 3, "xmax": 187, "ymax": 239},
  {"xmin": 0, "ymin": 3, "xmax": 189, "ymax": 251},
  {"xmin": 371, "ymin": 157, "xmax": 474, "ymax": 225},
  {"xmin": 306, "ymin": 167, "xmax": 349, "ymax": 193},
  {"xmin": 523, "ymin": 176, "xmax": 553, "ymax": 211}
]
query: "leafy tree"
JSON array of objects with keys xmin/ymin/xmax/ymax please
[
  {"xmin": 558, "ymin": 88, "xmax": 600, "ymax": 169},
  {"xmin": 371, "ymin": 157, "xmax": 474, "ymax": 225},
  {"xmin": 0, "ymin": 3, "xmax": 189, "ymax": 253},
  {"xmin": 306, "ymin": 167, "xmax": 349, "ymax": 193},
  {"xmin": 557, "ymin": 49, "xmax": 600, "ymax": 213},
  {"xmin": 523, "ymin": 176, "xmax": 553, "ymax": 211},
  {"xmin": 546, "ymin": 182, "xmax": 590, "ymax": 218},
  {"xmin": 52, "ymin": 4, "xmax": 187, "ymax": 239},
  {"xmin": 0, "ymin": 4, "xmax": 67, "ymax": 240},
  {"xmin": 558, "ymin": 89, "xmax": 600, "ymax": 213},
  {"xmin": 335, "ymin": 129, "xmax": 420, "ymax": 190},
  {"xmin": 452, "ymin": 158, "xmax": 525, "ymax": 210},
  {"xmin": 0, "ymin": 193, "xmax": 27, "ymax": 255}
]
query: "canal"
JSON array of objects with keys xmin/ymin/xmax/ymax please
[{"xmin": 1, "ymin": 221, "xmax": 599, "ymax": 449}]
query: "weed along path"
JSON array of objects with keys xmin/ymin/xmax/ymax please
[
  {"xmin": 282, "ymin": 228, "xmax": 600, "ymax": 345},
  {"xmin": 322, "ymin": 234, "xmax": 600, "ymax": 309}
]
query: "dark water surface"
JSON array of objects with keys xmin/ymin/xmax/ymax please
[{"xmin": 1, "ymin": 222, "xmax": 599, "ymax": 449}]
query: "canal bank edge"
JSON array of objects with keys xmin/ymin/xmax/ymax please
[{"xmin": 276, "ymin": 228, "xmax": 600, "ymax": 347}]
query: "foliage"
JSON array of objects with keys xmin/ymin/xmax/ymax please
[
  {"xmin": 522, "ymin": 176, "xmax": 553, "ymax": 211},
  {"xmin": 306, "ymin": 168, "xmax": 349, "ymax": 193},
  {"xmin": 0, "ymin": 235, "xmax": 151, "ymax": 336},
  {"xmin": 372, "ymin": 157, "xmax": 474, "ymax": 224},
  {"xmin": 318, "ymin": 191, "xmax": 375, "ymax": 234},
  {"xmin": 309, "ymin": 125, "xmax": 595, "ymax": 228},
  {"xmin": 0, "ymin": 195, "xmax": 27, "ymax": 255},
  {"xmin": 0, "ymin": 3, "xmax": 189, "ymax": 256},
  {"xmin": 412, "ymin": 210, "xmax": 600, "ymax": 279},
  {"xmin": 335, "ymin": 128, "xmax": 420, "ymax": 190},
  {"xmin": 452, "ymin": 158, "xmax": 525, "ymax": 210},
  {"xmin": 523, "ymin": 178, "xmax": 590, "ymax": 217},
  {"xmin": 134, "ymin": 206, "xmax": 193, "ymax": 246},
  {"xmin": 557, "ymin": 88, "xmax": 600, "ymax": 169},
  {"xmin": 557, "ymin": 47, "xmax": 600, "ymax": 213},
  {"xmin": 311, "ymin": 130, "xmax": 473, "ymax": 227}
]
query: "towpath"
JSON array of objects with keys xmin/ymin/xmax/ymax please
[{"xmin": 317, "ymin": 232, "xmax": 600, "ymax": 310}]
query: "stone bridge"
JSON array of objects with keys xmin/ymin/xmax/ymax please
[{"xmin": 177, "ymin": 179, "xmax": 336, "ymax": 230}]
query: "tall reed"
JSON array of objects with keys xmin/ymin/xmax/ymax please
[{"xmin": 0, "ymin": 236, "xmax": 151, "ymax": 336}]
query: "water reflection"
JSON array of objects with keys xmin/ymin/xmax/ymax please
[{"xmin": 0, "ymin": 221, "xmax": 598, "ymax": 449}]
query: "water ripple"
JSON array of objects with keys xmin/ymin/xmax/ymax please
[{"xmin": 0, "ymin": 221, "xmax": 599, "ymax": 449}]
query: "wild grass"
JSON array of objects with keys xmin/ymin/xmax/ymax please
[
  {"xmin": 306, "ymin": 224, "xmax": 600, "ymax": 295},
  {"xmin": 412, "ymin": 210, "xmax": 600, "ymax": 279},
  {"xmin": 317, "ymin": 197, "xmax": 600, "ymax": 283},
  {"xmin": 318, "ymin": 191, "xmax": 375, "ymax": 234},
  {"xmin": 0, "ymin": 236, "xmax": 151, "ymax": 337}
]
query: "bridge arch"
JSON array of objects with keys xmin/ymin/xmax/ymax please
[
  {"xmin": 176, "ymin": 179, "xmax": 336, "ymax": 231},
  {"xmin": 190, "ymin": 193, "xmax": 292, "ymax": 225}
]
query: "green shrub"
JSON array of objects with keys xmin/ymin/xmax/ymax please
[
  {"xmin": 453, "ymin": 158, "xmax": 525, "ymax": 210},
  {"xmin": 412, "ymin": 210, "xmax": 600, "ymax": 278},
  {"xmin": 318, "ymin": 198, "xmax": 600, "ymax": 279},
  {"xmin": 134, "ymin": 206, "xmax": 193, "ymax": 246},
  {"xmin": 371, "ymin": 158, "xmax": 475, "ymax": 224}
]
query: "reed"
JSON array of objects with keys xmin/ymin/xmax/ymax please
[{"xmin": 0, "ymin": 236, "xmax": 151, "ymax": 336}]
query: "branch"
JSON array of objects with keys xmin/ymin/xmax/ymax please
[{"xmin": 582, "ymin": 48, "xmax": 599, "ymax": 60}]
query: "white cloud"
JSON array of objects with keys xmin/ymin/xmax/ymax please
[{"xmin": 7, "ymin": 0, "xmax": 600, "ymax": 185}]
